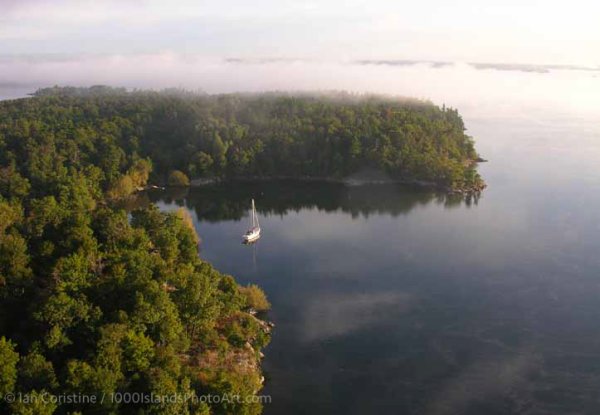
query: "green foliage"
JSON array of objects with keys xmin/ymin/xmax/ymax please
[
  {"xmin": 0, "ymin": 90, "xmax": 273, "ymax": 414},
  {"xmin": 107, "ymin": 175, "xmax": 134, "ymax": 200},
  {"xmin": 189, "ymin": 152, "xmax": 214, "ymax": 177},
  {"xmin": 0, "ymin": 166, "xmax": 31, "ymax": 199},
  {"xmin": 9, "ymin": 390, "xmax": 57, "ymax": 415},
  {"xmin": 106, "ymin": 158, "xmax": 153, "ymax": 199},
  {"xmin": 0, "ymin": 337, "xmax": 19, "ymax": 396},
  {"xmin": 168, "ymin": 170, "xmax": 190, "ymax": 187},
  {"xmin": 129, "ymin": 158, "xmax": 153, "ymax": 189},
  {"xmin": 176, "ymin": 208, "xmax": 200, "ymax": 245},
  {"xmin": 18, "ymin": 349, "xmax": 59, "ymax": 392},
  {"xmin": 239, "ymin": 284, "xmax": 271, "ymax": 312},
  {"xmin": 0, "ymin": 200, "xmax": 23, "ymax": 234},
  {"xmin": 0, "ymin": 88, "xmax": 483, "ymax": 193}
]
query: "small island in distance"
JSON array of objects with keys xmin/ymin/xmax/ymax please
[{"xmin": 23, "ymin": 86, "xmax": 485, "ymax": 195}]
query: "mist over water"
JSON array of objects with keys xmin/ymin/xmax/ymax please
[{"xmin": 1, "ymin": 55, "xmax": 599, "ymax": 120}]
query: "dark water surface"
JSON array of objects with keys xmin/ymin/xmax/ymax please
[{"xmin": 149, "ymin": 114, "xmax": 600, "ymax": 415}]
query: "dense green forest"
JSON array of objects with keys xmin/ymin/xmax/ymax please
[
  {"xmin": 0, "ymin": 88, "xmax": 276, "ymax": 414},
  {"xmin": 0, "ymin": 87, "xmax": 483, "ymax": 414},
  {"xmin": 10, "ymin": 86, "xmax": 484, "ymax": 194}
]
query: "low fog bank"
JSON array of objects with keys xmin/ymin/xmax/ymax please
[
  {"xmin": 1, "ymin": 54, "xmax": 599, "ymax": 120},
  {"xmin": 32, "ymin": 85, "xmax": 434, "ymax": 108}
]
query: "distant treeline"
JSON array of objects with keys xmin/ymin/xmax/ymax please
[{"xmin": 4, "ymin": 86, "xmax": 483, "ymax": 198}]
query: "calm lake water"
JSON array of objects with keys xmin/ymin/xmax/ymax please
[{"xmin": 145, "ymin": 111, "xmax": 600, "ymax": 415}]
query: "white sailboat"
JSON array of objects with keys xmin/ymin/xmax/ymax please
[{"xmin": 243, "ymin": 199, "xmax": 261, "ymax": 242}]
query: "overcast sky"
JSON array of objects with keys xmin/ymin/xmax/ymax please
[{"xmin": 1, "ymin": 0, "xmax": 599, "ymax": 64}]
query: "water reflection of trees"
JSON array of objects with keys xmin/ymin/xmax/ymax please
[{"xmin": 126, "ymin": 180, "xmax": 479, "ymax": 222}]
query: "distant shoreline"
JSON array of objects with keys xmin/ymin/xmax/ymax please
[{"xmin": 188, "ymin": 174, "xmax": 487, "ymax": 195}]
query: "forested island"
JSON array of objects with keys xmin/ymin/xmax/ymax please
[
  {"xmin": 0, "ymin": 86, "xmax": 484, "ymax": 414},
  {"xmin": 22, "ymin": 86, "xmax": 484, "ymax": 194}
]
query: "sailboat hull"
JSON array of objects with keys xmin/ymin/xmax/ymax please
[{"xmin": 243, "ymin": 228, "xmax": 261, "ymax": 242}]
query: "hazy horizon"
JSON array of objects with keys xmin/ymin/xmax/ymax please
[
  {"xmin": 2, "ymin": 0, "xmax": 599, "ymax": 118},
  {"xmin": 2, "ymin": 57, "xmax": 599, "ymax": 121}
]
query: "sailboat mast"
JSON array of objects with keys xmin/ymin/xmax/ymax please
[
  {"xmin": 255, "ymin": 200, "xmax": 259, "ymax": 228},
  {"xmin": 251, "ymin": 199, "xmax": 256, "ymax": 228}
]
